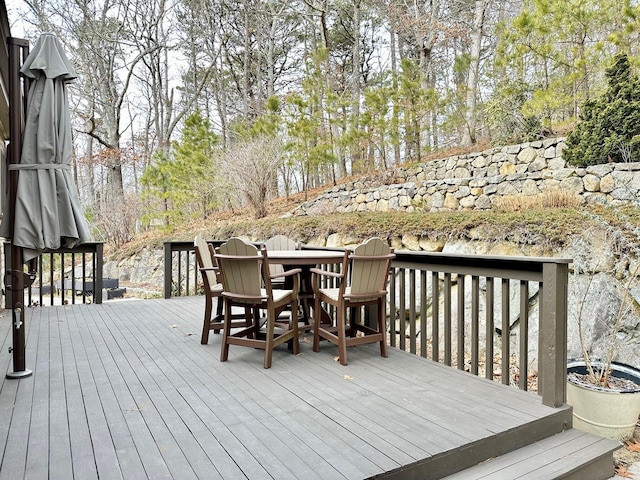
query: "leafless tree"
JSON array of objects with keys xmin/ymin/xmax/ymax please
[{"xmin": 219, "ymin": 137, "xmax": 285, "ymax": 219}]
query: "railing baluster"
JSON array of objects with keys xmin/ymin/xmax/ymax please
[
  {"xmin": 501, "ymin": 278, "xmax": 510, "ymax": 386},
  {"xmin": 485, "ymin": 277, "xmax": 494, "ymax": 380},
  {"xmin": 420, "ymin": 270, "xmax": 427, "ymax": 358},
  {"xmin": 60, "ymin": 252, "xmax": 66, "ymax": 305},
  {"xmin": 71, "ymin": 252, "xmax": 76, "ymax": 304},
  {"xmin": 389, "ymin": 268, "xmax": 397, "ymax": 348},
  {"xmin": 471, "ymin": 275, "xmax": 479, "ymax": 376},
  {"xmin": 457, "ymin": 274, "xmax": 465, "ymax": 370},
  {"xmin": 519, "ymin": 280, "xmax": 529, "ymax": 390},
  {"xmin": 431, "ymin": 271, "xmax": 439, "ymax": 363},
  {"xmin": 409, "ymin": 269, "xmax": 416, "ymax": 354},
  {"xmin": 186, "ymin": 250, "xmax": 191, "ymax": 296},
  {"xmin": 399, "ymin": 268, "xmax": 406, "ymax": 352},
  {"xmin": 444, "ymin": 273, "xmax": 452, "ymax": 366},
  {"xmin": 49, "ymin": 252, "xmax": 54, "ymax": 306}
]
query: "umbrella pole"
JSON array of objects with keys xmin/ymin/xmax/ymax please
[{"xmin": 6, "ymin": 37, "xmax": 32, "ymax": 379}]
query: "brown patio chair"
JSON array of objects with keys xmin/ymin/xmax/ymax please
[
  {"xmin": 263, "ymin": 235, "xmax": 301, "ymax": 289},
  {"xmin": 311, "ymin": 237, "xmax": 395, "ymax": 365},
  {"xmin": 194, "ymin": 236, "xmax": 252, "ymax": 344},
  {"xmin": 215, "ymin": 238, "xmax": 301, "ymax": 368}
]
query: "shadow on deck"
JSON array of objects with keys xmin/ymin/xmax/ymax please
[{"xmin": 0, "ymin": 297, "xmax": 617, "ymax": 479}]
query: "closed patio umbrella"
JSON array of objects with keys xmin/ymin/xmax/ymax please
[
  {"xmin": 11, "ymin": 33, "xmax": 90, "ymax": 261},
  {"xmin": 4, "ymin": 33, "xmax": 90, "ymax": 378}
]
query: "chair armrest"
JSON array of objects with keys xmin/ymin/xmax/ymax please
[
  {"xmin": 348, "ymin": 253, "xmax": 396, "ymax": 261},
  {"xmin": 270, "ymin": 268, "xmax": 302, "ymax": 280},
  {"xmin": 199, "ymin": 266, "xmax": 218, "ymax": 272},
  {"xmin": 309, "ymin": 268, "xmax": 343, "ymax": 279},
  {"xmin": 310, "ymin": 267, "xmax": 345, "ymax": 293}
]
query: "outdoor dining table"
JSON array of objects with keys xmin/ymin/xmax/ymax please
[{"xmin": 266, "ymin": 249, "xmax": 346, "ymax": 325}]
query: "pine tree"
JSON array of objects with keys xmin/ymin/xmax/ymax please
[{"xmin": 564, "ymin": 53, "xmax": 640, "ymax": 166}]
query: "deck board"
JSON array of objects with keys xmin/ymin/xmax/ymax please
[{"xmin": 0, "ymin": 296, "xmax": 576, "ymax": 479}]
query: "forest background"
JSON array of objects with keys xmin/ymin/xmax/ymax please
[{"xmin": 9, "ymin": 0, "xmax": 640, "ymax": 249}]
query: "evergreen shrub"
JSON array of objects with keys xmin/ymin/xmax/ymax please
[{"xmin": 564, "ymin": 53, "xmax": 640, "ymax": 167}]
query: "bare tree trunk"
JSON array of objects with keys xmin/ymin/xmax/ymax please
[
  {"xmin": 390, "ymin": 27, "xmax": 401, "ymax": 166},
  {"xmin": 461, "ymin": 0, "xmax": 490, "ymax": 147},
  {"xmin": 351, "ymin": 0, "xmax": 362, "ymax": 172},
  {"xmin": 243, "ymin": 1, "xmax": 251, "ymax": 119}
]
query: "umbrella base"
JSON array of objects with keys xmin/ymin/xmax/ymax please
[{"xmin": 6, "ymin": 369, "xmax": 32, "ymax": 379}]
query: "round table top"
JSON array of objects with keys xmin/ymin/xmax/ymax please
[{"xmin": 266, "ymin": 249, "xmax": 345, "ymax": 265}]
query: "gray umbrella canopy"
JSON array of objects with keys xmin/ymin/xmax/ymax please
[{"xmin": 11, "ymin": 33, "xmax": 90, "ymax": 261}]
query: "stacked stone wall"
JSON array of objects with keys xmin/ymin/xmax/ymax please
[{"xmin": 292, "ymin": 137, "xmax": 640, "ymax": 215}]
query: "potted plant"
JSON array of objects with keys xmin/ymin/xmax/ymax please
[{"xmin": 567, "ymin": 224, "xmax": 640, "ymax": 442}]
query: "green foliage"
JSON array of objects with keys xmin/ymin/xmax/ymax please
[
  {"xmin": 360, "ymin": 79, "xmax": 393, "ymax": 168},
  {"xmin": 141, "ymin": 110, "xmax": 219, "ymax": 227},
  {"xmin": 284, "ymin": 49, "xmax": 338, "ymax": 190},
  {"xmin": 496, "ymin": 0, "xmax": 622, "ymax": 129},
  {"xmin": 395, "ymin": 59, "xmax": 440, "ymax": 161},
  {"xmin": 232, "ymin": 96, "xmax": 282, "ymax": 140},
  {"xmin": 564, "ymin": 53, "xmax": 640, "ymax": 166},
  {"xmin": 485, "ymin": 80, "xmax": 542, "ymax": 144}
]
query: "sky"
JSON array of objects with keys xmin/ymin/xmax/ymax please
[{"xmin": 7, "ymin": 2, "xmax": 32, "ymax": 39}]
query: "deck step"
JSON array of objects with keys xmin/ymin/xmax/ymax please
[{"xmin": 442, "ymin": 429, "xmax": 619, "ymax": 480}]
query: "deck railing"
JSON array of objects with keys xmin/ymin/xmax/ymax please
[
  {"xmin": 7, "ymin": 242, "xmax": 106, "ymax": 306},
  {"xmin": 163, "ymin": 240, "xmax": 570, "ymax": 407}
]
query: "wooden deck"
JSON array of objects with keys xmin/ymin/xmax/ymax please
[{"xmin": 0, "ymin": 296, "xmax": 616, "ymax": 479}]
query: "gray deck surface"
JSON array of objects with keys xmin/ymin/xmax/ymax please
[{"xmin": 0, "ymin": 296, "xmax": 571, "ymax": 479}]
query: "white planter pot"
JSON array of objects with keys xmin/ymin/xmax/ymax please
[{"xmin": 567, "ymin": 360, "xmax": 640, "ymax": 442}]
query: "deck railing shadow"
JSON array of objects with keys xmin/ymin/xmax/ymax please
[{"xmin": 164, "ymin": 240, "xmax": 570, "ymax": 408}]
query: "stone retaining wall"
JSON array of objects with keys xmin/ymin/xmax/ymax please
[{"xmin": 292, "ymin": 137, "xmax": 640, "ymax": 215}]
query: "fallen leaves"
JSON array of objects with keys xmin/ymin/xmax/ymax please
[
  {"xmin": 343, "ymin": 375, "xmax": 353, "ymax": 380},
  {"xmin": 614, "ymin": 464, "xmax": 633, "ymax": 478},
  {"xmin": 627, "ymin": 439, "xmax": 640, "ymax": 453}
]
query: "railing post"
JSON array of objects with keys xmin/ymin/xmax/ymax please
[
  {"xmin": 164, "ymin": 242, "xmax": 172, "ymax": 299},
  {"xmin": 94, "ymin": 243, "xmax": 104, "ymax": 304},
  {"xmin": 539, "ymin": 261, "xmax": 569, "ymax": 407}
]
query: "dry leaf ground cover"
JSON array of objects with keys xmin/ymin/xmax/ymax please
[{"xmin": 614, "ymin": 429, "xmax": 640, "ymax": 478}]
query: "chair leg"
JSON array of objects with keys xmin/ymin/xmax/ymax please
[
  {"xmin": 291, "ymin": 300, "xmax": 300, "ymax": 355},
  {"xmin": 220, "ymin": 300, "xmax": 232, "ymax": 362},
  {"xmin": 201, "ymin": 295, "xmax": 213, "ymax": 344},
  {"xmin": 213, "ymin": 296, "xmax": 224, "ymax": 334},
  {"xmin": 337, "ymin": 307, "xmax": 348, "ymax": 366},
  {"xmin": 264, "ymin": 307, "xmax": 275, "ymax": 369},
  {"xmin": 378, "ymin": 300, "xmax": 388, "ymax": 358},
  {"xmin": 313, "ymin": 297, "xmax": 321, "ymax": 353}
]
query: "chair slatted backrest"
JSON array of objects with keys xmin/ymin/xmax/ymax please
[
  {"xmin": 263, "ymin": 235, "xmax": 300, "ymax": 277},
  {"xmin": 194, "ymin": 235, "xmax": 219, "ymax": 288},
  {"xmin": 349, "ymin": 238, "xmax": 394, "ymax": 296},
  {"xmin": 217, "ymin": 238, "xmax": 263, "ymax": 300},
  {"xmin": 264, "ymin": 235, "xmax": 299, "ymax": 251}
]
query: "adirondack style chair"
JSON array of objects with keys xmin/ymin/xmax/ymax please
[
  {"xmin": 194, "ymin": 236, "xmax": 252, "ymax": 344},
  {"xmin": 311, "ymin": 238, "xmax": 395, "ymax": 365},
  {"xmin": 263, "ymin": 234, "xmax": 301, "ymax": 290},
  {"xmin": 215, "ymin": 238, "xmax": 301, "ymax": 368}
]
